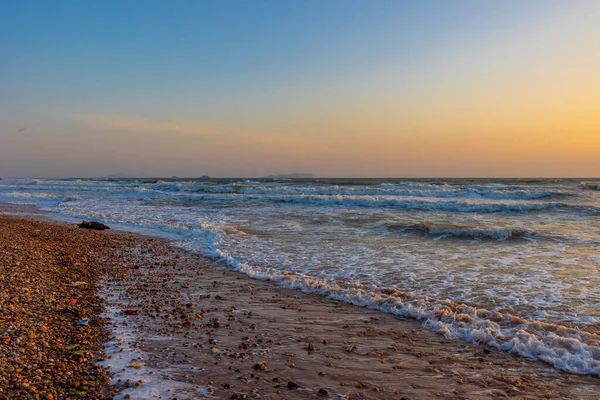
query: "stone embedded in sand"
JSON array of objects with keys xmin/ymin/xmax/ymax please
[
  {"xmin": 287, "ymin": 381, "xmax": 299, "ymax": 390},
  {"xmin": 317, "ymin": 388, "xmax": 329, "ymax": 396},
  {"xmin": 254, "ymin": 362, "xmax": 267, "ymax": 371},
  {"xmin": 307, "ymin": 343, "xmax": 316, "ymax": 351}
]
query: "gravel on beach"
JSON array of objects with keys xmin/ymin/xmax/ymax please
[{"xmin": 0, "ymin": 215, "xmax": 135, "ymax": 399}]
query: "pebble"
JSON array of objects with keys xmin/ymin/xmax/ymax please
[
  {"xmin": 254, "ymin": 362, "xmax": 267, "ymax": 371},
  {"xmin": 0, "ymin": 217, "xmax": 115, "ymax": 398}
]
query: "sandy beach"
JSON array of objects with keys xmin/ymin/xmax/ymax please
[{"xmin": 1, "ymin": 205, "xmax": 599, "ymax": 399}]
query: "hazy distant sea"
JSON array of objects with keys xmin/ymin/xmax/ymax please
[{"xmin": 1, "ymin": 178, "xmax": 599, "ymax": 375}]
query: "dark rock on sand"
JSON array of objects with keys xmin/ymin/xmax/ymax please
[
  {"xmin": 77, "ymin": 221, "xmax": 110, "ymax": 230},
  {"xmin": 287, "ymin": 381, "xmax": 299, "ymax": 390},
  {"xmin": 254, "ymin": 362, "xmax": 267, "ymax": 371}
]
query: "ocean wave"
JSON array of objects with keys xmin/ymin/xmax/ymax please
[
  {"xmin": 4, "ymin": 192, "xmax": 80, "ymax": 201},
  {"xmin": 145, "ymin": 182, "xmax": 182, "ymax": 192},
  {"xmin": 388, "ymin": 222, "xmax": 534, "ymax": 240},
  {"xmin": 2, "ymin": 179, "xmax": 581, "ymax": 206},
  {"xmin": 266, "ymin": 194, "xmax": 566, "ymax": 213},
  {"xmin": 147, "ymin": 192, "xmax": 574, "ymax": 214},
  {"xmin": 171, "ymin": 183, "xmax": 572, "ymax": 201},
  {"xmin": 582, "ymin": 182, "xmax": 600, "ymax": 191},
  {"xmin": 206, "ymin": 248, "xmax": 600, "ymax": 377}
]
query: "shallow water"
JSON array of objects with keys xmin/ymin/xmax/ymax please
[{"xmin": 1, "ymin": 177, "xmax": 599, "ymax": 375}]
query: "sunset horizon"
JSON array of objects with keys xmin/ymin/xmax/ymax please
[
  {"xmin": 2, "ymin": 2, "xmax": 600, "ymax": 398},
  {"xmin": 2, "ymin": 0, "xmax": 599, "ymax": 178}
]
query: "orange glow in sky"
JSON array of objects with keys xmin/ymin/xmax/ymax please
[{"xmin": 1, "ymin": 1, "xmax": 599, "ymax": 177}]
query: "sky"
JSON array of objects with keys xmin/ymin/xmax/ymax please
[{"xmin": 1, "ymin": 0, "xmax": 599, "ymax": 178}]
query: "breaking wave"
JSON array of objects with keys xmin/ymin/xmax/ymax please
[
  {"xmin": 3, "ymin": 192, "xmax": 80, "ymax": 202},
  {"xmin": 207, "ymin": 247, "xmax": 600, "ymax": 377},
  {"xmin": 148, "ymin": 182, "xmax": 574, "ymax": 201},
  {"xmin": 388, "ymin": 222, "xmax": 534, "ymax": 241},
  {"xmin": 234, "ymin": 194, "xmax": 567, "ymax": 214},
  {"xmin": 132, "ymin": 192, "xmax": 600, "ymax": 216},
  {"xmin": 582, "ymin": 182, "xmax": 600, "ymax": 191}
]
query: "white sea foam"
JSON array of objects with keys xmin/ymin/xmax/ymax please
[
  {"xmin": 100, "ymin": 281, "xmax": 211, "ymax": 399},
  {"xmin": 206, "ymin": 248, "xmax": 600, "ymax": 376},
  {"xmin": 156, "ymin": 192, "xmax": 570, "ymax": 214},
  {"xmin": 155, "ymin": 181, "xmax": 570, "ymax": 201},
  {"xmin": 5, "ymin": 191, "xmax": 79, "ymax": 201}
]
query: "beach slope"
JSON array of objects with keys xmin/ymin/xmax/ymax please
[{"xmin": 1, "ymin": 211, "xmax": 599, "ymax": 399}]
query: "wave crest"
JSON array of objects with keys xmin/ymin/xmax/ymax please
[
  {"xmin": 208, "ymin": 249, "xmax": 600, "ymax": 377},
  {"xmin": 582, "ymin": 182, "xmax": 600, "ymax": 191},
  {"xmin": 388, "ymin": 222, "xmax": 533, "ymax": 240}
]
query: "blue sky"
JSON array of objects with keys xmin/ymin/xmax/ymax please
[
  {"xmin": 2, "ymin": 1, "xmax": 528, "ymax": 114},
  {"xmin": 1, "ymin": 1, "xmax": 598, "ymax": 177}
]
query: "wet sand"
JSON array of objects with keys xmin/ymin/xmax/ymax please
[{"xmin": 1, "ymin": 205, "xmax": 599, "ymax": 399}]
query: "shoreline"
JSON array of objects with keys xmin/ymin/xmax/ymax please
[{"xmin": 1, "ymin": 205, "xmax": 599, "ymax": 399}]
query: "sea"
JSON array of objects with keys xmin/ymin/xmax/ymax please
[{"xmin": 1, "ymin": 177, "xmax": 599, "ymax": 375}]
